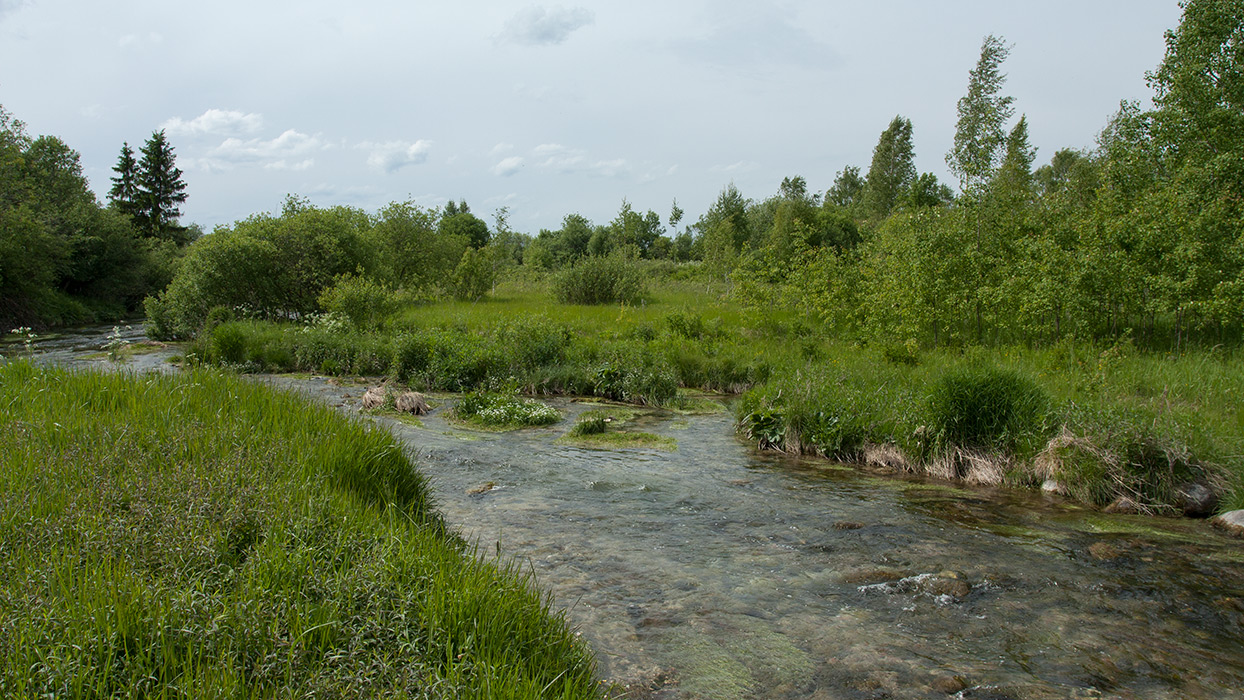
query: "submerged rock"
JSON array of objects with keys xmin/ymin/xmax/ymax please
[
  {"xmin": 1104, "ymin": 497, "xmax": 1141, "ymax": 515},
  {"xmin": 1176, "ymin": 482, "xmax": 1218, "ymax": 518},
  {"xmin": 1040, "ymin": 479, "xmax": 1068, "ymax": 496},
  {"xmin": 395, "ymin": 391, "xmax": 430, "ymax": 415},
  {"xmin": 1211, "ymin": 509, "xmax": 1244, "ymax": 536}
]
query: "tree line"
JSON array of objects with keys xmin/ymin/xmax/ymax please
[{"xmin": 0, "ymin": 111, "xmax": 193, "ymax": 329}]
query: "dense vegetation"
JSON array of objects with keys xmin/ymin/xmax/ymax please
[
  {"xmin": 0, "ymin": 362, "xmax": 603, "ymax": 698},
  {"xmin": 121, "ymin": 1, "xmax": 1244, "ymax": 516},
  {"xmin": 0, "ymin": 111, "xmax": 194, "ymax": 329}
]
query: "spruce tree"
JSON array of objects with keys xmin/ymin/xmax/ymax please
[
  {"xmin": 136, "ymin": 130, "xmax": 187, "ymax": 240},
  {"xmin": 107, "ymin": 142, "xmax": 140, "ymax": 218}
]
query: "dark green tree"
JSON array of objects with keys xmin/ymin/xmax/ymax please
[
  {"xmin": 136, "ymin": 130, "xmax": 188, "ymax": 241},
  {"xmin": 108, "ymin": 142, "xmax": 140, "ymax": 217}
]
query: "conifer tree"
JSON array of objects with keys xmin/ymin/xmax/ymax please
[
  {"xmin": 107, "ymin": 142, "xmax": 140, "ymax": 217},
  {"xmin": 136, "ymin": 130, "xmax": 187, "ymax": 240}
]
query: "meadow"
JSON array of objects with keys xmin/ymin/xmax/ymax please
[
  {"xmin": 0, "ymin": 360, "xmax": 604, "ymax": 698},
  {"xmin": 182, "ymin": 272, "xmax": 1244, "ymax": 516}
]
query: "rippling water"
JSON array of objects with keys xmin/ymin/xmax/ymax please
[{"xmin": 23, "ymin": 325, "xmax": 1244, "ymax": 699}]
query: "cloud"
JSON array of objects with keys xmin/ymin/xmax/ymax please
[
  {"xmin": 490, "ymin": 142, "xmax": 515, "ymax": 155},
  {"xmin": 359, "ymin": 140, "xmax": 432, "ymax": 173},
  {"xmin": 500, "ymin": 5, "xmax": 593, "ymax": 46},
  {"xmin": 190, "ymin": 129, "xmax": 327, "ymax": 172},
  {"xmin": 492, "ymin": 156, "xmax": 524, "ymax": 177},
  {"xmin": 527, "ymin": 143, "xmax": 628, "ymax": 178},
  {"xmin": 161, "ymin": 109, "xmax": 264, "ymax": 137}
]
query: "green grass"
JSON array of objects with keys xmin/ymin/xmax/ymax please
[
  {"xmin": 0, "ymin": 361, "xmax": 603, "ymax": 698},
  {"xmin": 558, "ymin": 409, "xmax": 677, "ymax": 450},
  {"xmin": 167, "ymin": 272, "xmax": 1244, "ymax": 515}
]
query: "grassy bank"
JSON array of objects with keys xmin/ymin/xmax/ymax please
[
  {"xmin": 0, "ymin": 361, "xmax": 603, "ymax": 698},
  {"xmin": 175, "ymin": 277, "xmax": 1244, "ymax": 516}
]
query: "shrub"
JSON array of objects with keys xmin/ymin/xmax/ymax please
[
  {"xmin": 317, "ymin": 273, "xmax": 400, "ymax": 329},
  {"xmin": 449, "ymin": 248, "xmax": 495, "ymax": 301},
  {"xmin": 554, "ymin": 253, "xmax": 647, "ymax": 305},
  {"xmin": 925, "ymin": 366, "xmax": 1053, "ymax": 456}
]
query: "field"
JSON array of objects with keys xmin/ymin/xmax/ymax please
[{"xmin": 182, "ymin": 273, "xmax": 1244, "ymax": 516}]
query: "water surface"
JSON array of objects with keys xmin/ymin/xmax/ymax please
[{"xmin": 22, "ymin": 326, "xmax": 1244, "ymax": 699}]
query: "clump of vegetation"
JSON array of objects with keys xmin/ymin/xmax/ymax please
[
  {"xmin": 317, "ymin": 272, "xmax": 402, "ymax": 330},
  {"xmin": 924, "ymin": 366, "xmax": 1053, "ymax": 457},
  {"xmin": 560, "ymin": 408, "xmax": 675, "ymax": 451},
  {"xmin": 451, "ymin": 391, "xmax": 561, "ymax": 429},
  {"xmin": 568, "ymin": 409, "xmax": 610, "ymax": 436},
  {"xmin": 554, "ymin": 252, "xmax": 647, "ymax": 305},
  {"xmin": 0, "ymin": 362, "xmax": 602, "ymax": 698}
]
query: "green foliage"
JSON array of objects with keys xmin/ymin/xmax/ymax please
[
  {"xmin": 1, "ymin": 104, "xmax": 178, "ymax": 329},
  {"xmin": 862, "ymin": 115, "xmax": 917, "ymax": 219},
  {"xmin": 924, "ymin": 366, "xmax": 1053, "ymax": 456},
  {"xmin": 449, "ymin": 247, "xmax": 496, "ymax": 301},
  {"xmin": 0, "ymin": 363, "xmax": 602, "ymax": 697},
  {"xmin": 554, "ymin": 252, "xmax": 647, "ymax": 305},
  {"xmin": 317, "ymin": 273, "xmax": 400, "ymax": 329},
  {"xmin": 568, "ymin": 410, "xmax": 609, "ymax": 436},
  {"xmin": 451, "ymin": 391, "xmax": 561, "ymax": 428}
]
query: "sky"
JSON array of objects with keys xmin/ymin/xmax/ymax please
[{"xmin": 0, "ymin": 0, "xmax": 1185, "ymax": 235}]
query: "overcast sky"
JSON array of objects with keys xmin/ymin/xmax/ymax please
[{"xmin": 1, "ymin": 0, "xmax": 1184, "ymax": 234}]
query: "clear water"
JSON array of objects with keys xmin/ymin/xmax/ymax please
[{"xmin": 21, "ymin": 326, "xmax": 1244, "ymax": 699}]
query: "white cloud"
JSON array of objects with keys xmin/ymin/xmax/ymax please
[
  {"xmin": 529, "ymin": 143, "xmax": 626, "ymax": 177},
  {"xmin": 161, "ymin": 109, "xmax": 264, "ymax": 137},
  {"xmin": 499, "ymin": 5, "xmax": 593, "ymax": 46},
  {"xmin": 190, "ymin": 129, "xmax": 327, "ymax": 172},
  {"xmin": 360, "ymin": 140, "xmax": 432, "ymax": 173},
  {"xmin": 490, "ymin": 142, "xmax": 515, "ymax": 155},
  {"xmin": 492, "ymin": 156, "xmax": 524, "ymax": 177}
]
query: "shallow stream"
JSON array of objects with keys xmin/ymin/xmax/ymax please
[{"xmin": 18, "ymin": 325, "xmax": 1244, "ymax": 699}]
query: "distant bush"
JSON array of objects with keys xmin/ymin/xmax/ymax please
[
  {"xmin": 449, "ymin": 247, "xmax": 495, "ymax": 301},
  {"xmin": 925, "ymin": 366, "xmax": 1053, "ymax": 456},
  {"xmin": 317, "ymin": 273, "xmax": 401, "ymax": 330},
  {"xmin": 554, "ymin": 253, "xmax": 647, "ymax": 305}
]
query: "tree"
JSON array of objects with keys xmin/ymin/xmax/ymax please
[
  {"xmin": 947, "ymin": 35, "xmax": 1015, "ymax": 195},
  {"xmin": 827, "ymin": 166, "xmax": 865, "ymax": 209},
  {"xmin": 136, "ymin": 130, "xmax": 188, "ymax": 241},
  {"xmin": 669, "ymin": 199, "xmax": 684, "ymax": 232},
  {"xmin": 992, "ymin": 115, "xmax": 1037, "ymax": 207},
  {"xmin": 108, "ymin": 142, "xmax": 140, "ymax": 217},
  {"xmin": 440, "ymin": 209, "xmax": 490, "ymax": 249},
  {"xmin": 862, "ymin": 116, "xmax": 917, "ymax": 219}
]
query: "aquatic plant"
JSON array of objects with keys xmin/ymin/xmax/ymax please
[{"xmin": 452, "ymin": 391, "xmax": 561, "ymax": 428}]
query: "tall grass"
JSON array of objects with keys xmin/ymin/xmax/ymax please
[
  {"xmin": 0, "ymin": 361, "xmax": 603, "ymax": 698},
  {"xmin": 169, "ymin": 274, "xmax": 1244, "ymax": 514}
]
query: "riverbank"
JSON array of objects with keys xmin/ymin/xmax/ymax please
[
  {"xmin": 0, "ymin": 361, "xmax": 604, "ymax": 698},
  {"xmin": 161, "ymin": 279, "xmax": 1244, "ymax": 517}
]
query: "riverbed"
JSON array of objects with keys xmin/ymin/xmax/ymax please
[{"xmin": 17, "ymin": 325, "xmax": 1244, "ymax": 699}]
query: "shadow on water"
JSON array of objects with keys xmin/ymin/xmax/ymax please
[{"xmin": 28, "ymin": 325, "xmax": 1244, "ymax": 699}]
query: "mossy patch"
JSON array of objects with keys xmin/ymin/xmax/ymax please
[{"xmin": 557, "ymin": 431, "xmax": 676, "ymax": 451}]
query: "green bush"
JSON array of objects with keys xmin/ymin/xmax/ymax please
[
  {"xmin": 925, "ymin": 366, "xmax": 1053, "ymax": 456},
  {"xmin": 317, "ymin": 273, "xmax": 401, "ymax": 329},
  {"xmin": 554, "ymin": 252, "xmax": 647, "ymax": 305}
]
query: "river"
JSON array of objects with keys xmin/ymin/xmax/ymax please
[{"xmin": 16, "ymin": 324, "xmax": 1244, "ymax": 699}]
